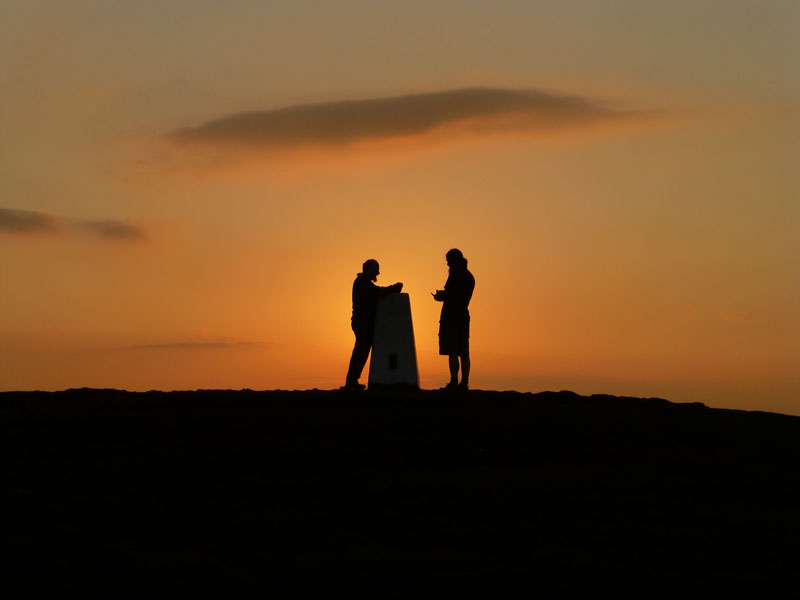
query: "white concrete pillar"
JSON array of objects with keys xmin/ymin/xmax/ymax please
[{"xmin": 368, "ymin": 293, "xmax": 419, "ymax": 389}]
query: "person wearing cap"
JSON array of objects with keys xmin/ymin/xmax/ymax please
[{"xmin": 344, "ymin": 259, "xmax": 403, "ymax": 390}]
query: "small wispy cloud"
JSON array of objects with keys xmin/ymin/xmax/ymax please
[
  {"xmin": 0, "ymin": 208, "xmax": 59, "ymax": 234},
  {"xmin": 170, "ymin": 87, "xmax": 646, "ymax": 150},
  {"xmin": 121, "ymin": 341, "xmax": 259, "ymax": 350},
  {"xmin": 681, "ymin": 304, "xmax": 755, "ymax": 324},
  {"xmin": 722, "ymin": 311, "xmax": 754, "ymax": 323},
  {"xmin": 79, "ymin": 220, "xmax": 147, "ymax": 241},
  {"xmin": 0, "ymin": 207, "xmax": 146, "ymax": 242}
]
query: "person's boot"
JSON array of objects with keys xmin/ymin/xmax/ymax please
[{"xmin": 343, "ymin": 379, "xmax": 366, "ymax": 391}]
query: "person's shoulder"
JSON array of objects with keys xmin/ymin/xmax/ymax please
[{"xmin": 355, "ymin": 274, "xmax": 378, "ymax": 289}]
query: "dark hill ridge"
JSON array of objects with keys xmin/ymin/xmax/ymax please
[{"xmin": 1, "ymin": 388, "xmax": 799, "ymax": 594}]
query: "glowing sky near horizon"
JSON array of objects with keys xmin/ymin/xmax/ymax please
[{"xmin": 1, "ymin": 1, "xmax": 798, "ymax": 414}]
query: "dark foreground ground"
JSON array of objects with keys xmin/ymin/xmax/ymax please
[{"xmin": 1, "ymin": 388, "xmax": 799, "ymax": 595}]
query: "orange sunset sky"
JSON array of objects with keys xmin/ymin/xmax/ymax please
[{"xmin": 1, "ymin": 1, "xmax": 798, "ymax": 414}]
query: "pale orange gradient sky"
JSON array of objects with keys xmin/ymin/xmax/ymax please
[{"xmin": 1, "ymin": 1, "xmax": 798, "ymax": 413}]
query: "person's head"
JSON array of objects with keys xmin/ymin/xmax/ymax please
[
  {"xmin": 362, "ymin": 259, "xmax": 380, "ymax": 281},
  {"xmin": 446, "ymin": 248, "xmax": 465, "ymax": 269}
]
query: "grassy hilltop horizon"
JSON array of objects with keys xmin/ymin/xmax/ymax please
[{"xmin": 2, "ymin": 387, "xmax": 799, "ymax": 593}]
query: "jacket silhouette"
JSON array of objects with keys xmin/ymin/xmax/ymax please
[
  {"xmin": 344, "ymin": 260, "xmax": 402, "ymax": 389},
  {"xmin": 433, "ymin": 248, "xmax": 474, "ymax": 390}
]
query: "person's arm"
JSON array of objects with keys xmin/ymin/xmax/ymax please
[
  {"xmin": 373, "ymin": 281, "xmax": 403, "ymax": 298},
  {"xmin": 433, "ymin": 273, "xmax": 452, "ymax": 302}
]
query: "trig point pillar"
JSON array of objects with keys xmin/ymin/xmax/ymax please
[{"xmin": 368, "ymin": 293, "xmax": 419, "ymax": 389}]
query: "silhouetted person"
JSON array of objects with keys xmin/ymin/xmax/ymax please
[
  {"xmin": 344, "ymin": 259, "xmax": 403, "ymax": 390},
  {"xmin": 432, "ymin": 248, "xmax": 475, "ymax": 390}
]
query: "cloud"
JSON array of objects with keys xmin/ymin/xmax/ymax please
[
  {"xmin": 80, "ymin": 220, "xmax": 147, "ymax": 241},
  {"xmin": 0, "ymin": 206, "xmax": 146, "ymax": 241},
  {"xmin": 121, "ymin": 342, "xmax": 259, "ymax": 350},
  {"xmin": 681, "ymin": 304, "xmax": 754, "ymax": 324},
  {"xmin": 722, "ymin": 311, "xmax": 754, "ymax": 323},
  {"xmin": 170, "ymin": 87, "xmax": 641, "ymax": 149},
  {"xmin": 0, "ymin": 208, "xmax": 59, "ymax": 233}
]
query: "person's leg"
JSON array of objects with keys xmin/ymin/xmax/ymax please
[
  {"xmin": 459, "ymin": 354, "xmax": 470, "ymax": 389},
  {"xmin": 345, "ymin": 329, "xmax": 372, "ymax": 387},
  {"xmin": 448, "ymin": 354, "xmax": 459, "ymax": 385},
  {"xmin": 456, "ymin": 320, "xmax": 471, "ymax": 389}
]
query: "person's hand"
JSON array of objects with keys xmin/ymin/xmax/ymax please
[
  {"xmin": 432, "ymin": 289, "xmax": 444, "ymax": 301},
  {"xmin": 394, "ymin": 282, "xmax": 403, "ymax": 292}
]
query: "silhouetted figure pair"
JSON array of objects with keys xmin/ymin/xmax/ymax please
[
  {"xmin": 433, "ymin": 248, "xmax": 475, "ymax": 390},
  {"xmin": 344, "ymin": 259, "xmax": 403, "ymax": 390},
  {"xmin": 343, "ymin": 250, "xmax": 474, "ymax": 391}
]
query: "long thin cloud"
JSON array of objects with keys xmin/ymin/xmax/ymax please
[
  {"xmin": 0, "ymin": 207, "xmax": 146, "ymax": 241},
  {"xmin": 170, "ymin": 87, "xmax": 637, "ymax": 148},
  {"xmin": 121, "ymin": 342, "xmax": 259, "ymax": 350}
]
